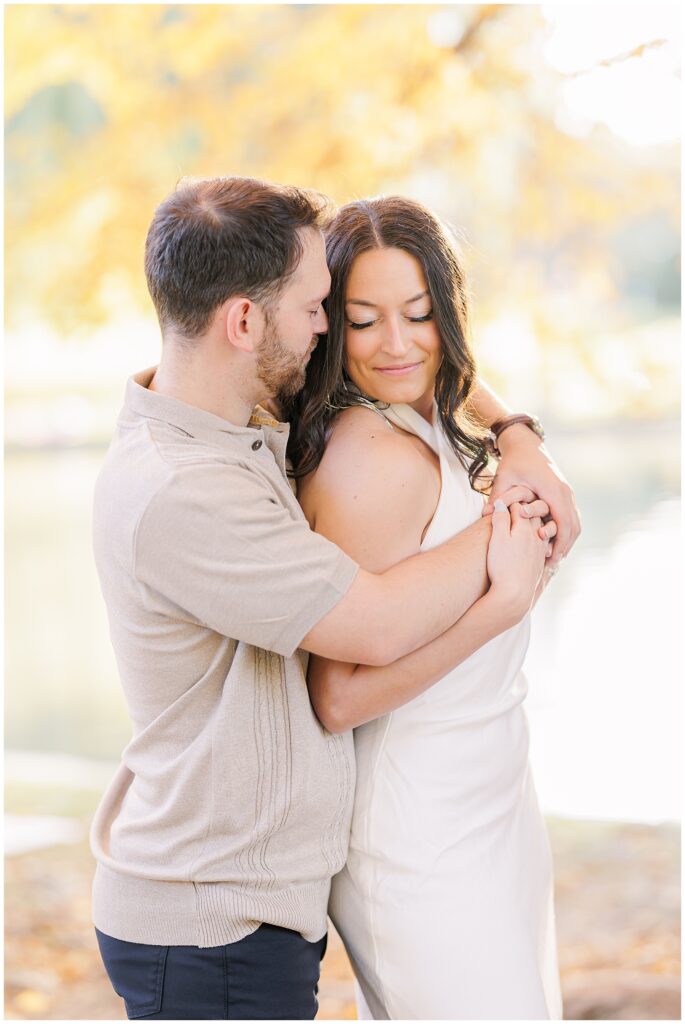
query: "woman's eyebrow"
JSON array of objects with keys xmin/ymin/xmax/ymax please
[{"xmin": 346, "ymin": 290, "xmax": 430, "ymax": 308}]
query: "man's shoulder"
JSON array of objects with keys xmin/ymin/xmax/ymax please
[
  {"xmin": 94, "ymin": 418, "xmax": 255, "ymax": 528},
  {"xmin": 144, "ymin": 418, "xmax": 236, "ymax": 468},
  {"xmin": 93, "ymin": 418, "xmax": 269, "ymax": 582},
  {"xmin": 112, "ymin": 415, "xmax": 250, "ymax": 473}
]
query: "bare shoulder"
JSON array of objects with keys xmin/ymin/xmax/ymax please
[
  {"xmin": 298, "ymin": 406, "xmax": 440, "ymax": 572},
  {"xmin": 303, "ymin": 406, "xmax": 429, "ymax": 504}
]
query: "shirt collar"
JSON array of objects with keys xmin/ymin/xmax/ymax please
[
  {"xmin": 125, "ymin": 368, "xmax": 289, "ymax": 449},
  {"xmin": 249, "ymin": 405, "xmax": 283, "ymax": 430}
]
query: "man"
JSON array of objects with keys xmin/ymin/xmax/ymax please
[{"xmin": 91, "ymin": 176, "xmax": 579, "ymax": 1019}]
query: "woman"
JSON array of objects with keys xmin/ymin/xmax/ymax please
[{"xmin": 285, "ymin": 196, "xmax": 563, "ymax": 1019}]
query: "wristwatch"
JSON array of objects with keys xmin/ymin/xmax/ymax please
[{"xmin": 490, "ymin": 414, "xmax": 545, "ymax": 456}]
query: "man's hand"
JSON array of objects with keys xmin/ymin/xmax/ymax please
[{"xmin": 482, "ymin": 426, "xmax": 580, "ymax": 569}]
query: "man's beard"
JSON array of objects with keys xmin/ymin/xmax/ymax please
[{"xmin": 255, "ymin": 311, "xmax": 313, "ymax": 401}]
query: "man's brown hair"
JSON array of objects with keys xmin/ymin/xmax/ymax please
[{"xmin": 145, "ymin": 176, "xmax": 333, "ymax": 338}]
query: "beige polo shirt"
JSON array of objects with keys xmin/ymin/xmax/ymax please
[{"xmin": 90, "ymin": 369, "xmax": 359, "ymax": 947}]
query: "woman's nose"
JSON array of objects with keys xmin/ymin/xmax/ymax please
[{"xmin": 382, "ymin": 316, "xmax": 410, "ymax": 356}]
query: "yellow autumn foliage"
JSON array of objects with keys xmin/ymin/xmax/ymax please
[{"xmin": 5, "ymin": 4, "xmax": 679, "ymax": 345}]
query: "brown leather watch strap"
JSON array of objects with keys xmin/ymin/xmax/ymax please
[{"xmin": 490, "ymin": 414, "xmax": 544, "ymax": 455}]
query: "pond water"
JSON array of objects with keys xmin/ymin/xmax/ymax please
[{"xmin": 5, "ymin": 420, "xmax": 680, "ymax": 824}]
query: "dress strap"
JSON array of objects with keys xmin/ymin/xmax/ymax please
[
  {"xmin": 381, "ymin": 402, "xmax": 440, "ymax": 457},
  {"xmin": 361, "ymin": 403, "xmax": 397, "ymax": 432}
]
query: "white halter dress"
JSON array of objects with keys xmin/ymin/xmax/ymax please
[{"xmin": 328, "ymin": 402, "xmax": 562, "ymax": 1020}]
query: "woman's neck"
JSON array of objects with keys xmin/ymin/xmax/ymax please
[{"xmin": 407, "ymin": 389, "xmax": 435, "ymax": 424}]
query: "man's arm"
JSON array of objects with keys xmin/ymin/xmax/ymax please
[
  {"xmin": 301, "ymin": 516, "xmax": 493, "ymax": 666},
  {"xmin": 306, "ymin": 497, "xmax": 550, "ymax": 733},
  {"xmin": 468, "ymin": 377, "xmax": 581, "ymax": 567},
  {"xmin": 309, "ymin": 587, "xmax": 514, "ymax": 733},
  {"xmin": 299, "ymin": 408, "xmax": 554, "ymax": 668},
  {"xmin": 135, "ymin": 425, "xmax": 549, "ymax": 671}
]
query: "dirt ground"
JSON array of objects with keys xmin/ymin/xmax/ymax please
[{"xmin": 4, "ymin": 818, "xmax": 680, "ymax": 1020}]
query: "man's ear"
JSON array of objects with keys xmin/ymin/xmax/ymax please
[{"xmin": 224, "ymin": 296, "xmax": 262, "ymax": 354}]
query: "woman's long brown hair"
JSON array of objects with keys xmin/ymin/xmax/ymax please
[{"xmin": 284, "ymin": 196, "xmax": 491, "ymax": 489}]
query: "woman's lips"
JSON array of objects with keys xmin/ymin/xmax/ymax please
[{"xmin": 374, "ymin": 362, "xmax": 422, "ymax": 377}]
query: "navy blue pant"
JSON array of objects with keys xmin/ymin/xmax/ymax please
[{"xmin": 95, "ymin": 924, "xmax": 327, "ymax": 1019}]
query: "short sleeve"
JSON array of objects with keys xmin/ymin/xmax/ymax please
[{"xmin": 133, "ymin": 460, "xmax": 359, "ymax": 657}]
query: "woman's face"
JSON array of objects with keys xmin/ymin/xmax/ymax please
[{"xmin": 343, "ymin": 247, "xmax": 442, "ymax": 418}]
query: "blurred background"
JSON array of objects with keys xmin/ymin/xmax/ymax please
[{"xmin": 4, "ymin": 3, "xmax": 680, "ymax": 1019}]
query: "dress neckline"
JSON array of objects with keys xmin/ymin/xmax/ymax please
[{"xmin": 381, "ymin": 401, "xmax": 441, "ymax": 457}]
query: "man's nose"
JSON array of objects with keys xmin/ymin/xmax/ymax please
[
  {"xmin": 315, "ymin": 306, "xmax": 328, "ymax": 334},
  {"xmin": 382, "ymin": 316, "xmax": 410, "ymax": 356}
]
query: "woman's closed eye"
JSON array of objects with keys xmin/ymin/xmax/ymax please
[
  {"xmin": 346, "ymin": 318, "xmax": 377, "ymax": 330},
  {"xmin": 347, "ymin": 311, "xmax": 434, "ymax": 330}
]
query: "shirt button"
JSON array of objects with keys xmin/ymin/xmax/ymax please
[{"xmin": 251, "ymin": 439, "xmax": 263, "ymax": 451}]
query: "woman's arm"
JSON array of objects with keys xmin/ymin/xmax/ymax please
[
  {"xmin": 308, "ymin": 593, "xmax": 510, "ymax": 733},
  {"xmin": 310, "ymin": 500, "xmax": 550, "ymax": 733},
  {"xmin": 300, "ymin": 404, "xmax": 522, "ymax": 578},
  {"xmin": 302, "ymin": 409, "xmax": 553, "ymax": 730},
  {"xmin": 468, "ymin": 377, "xmax": 581, "ymax": 567}
]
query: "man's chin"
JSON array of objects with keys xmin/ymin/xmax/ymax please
[{"xmin": 275, "ymin": 369, "xmax": 307, "ymax": 403}]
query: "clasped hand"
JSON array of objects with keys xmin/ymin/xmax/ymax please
[
  {"xmin": 483, "ymin": 485, "xmax": 557, "ymax": 619},
  {"xmin": 482, "ymin": 433, "xmax": 581, "ymax": 570}
]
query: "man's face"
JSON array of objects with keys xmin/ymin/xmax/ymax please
[{"xmin": 255, "ymin": 227, "xmax": 330, "ymax": 401}]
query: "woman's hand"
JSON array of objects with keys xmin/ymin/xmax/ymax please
[
  {"xmin": 486, "ymin": 500, "xmax": 550, "ymax": 625},
  {"xmin": 483, "ymin": 428, "xmax": 580, "ymax": 569},
  {"xmin": 482, "ymin": 484, "xmax": 558, "ymax": 557}
]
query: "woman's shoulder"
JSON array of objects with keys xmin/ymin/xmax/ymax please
[
  {"xmin": 298, "ymin": 405, "xmax": 438, "ymax": 527},
  {"xmin": 328, "ymin": 403, "xmax": 396, "ymax": 437},
  {"xmin": 322, "ymin": 405, "xmax": 428, "ymax": 477},
  {"xmin": 299, "ymin": 405, "xmax": 440, "ymax": 567}
]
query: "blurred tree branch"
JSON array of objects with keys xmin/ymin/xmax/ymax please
[
  {"xmin": 564, "ymin": 39, "xmax": 672, "ymax": 77},
  {"xmin": 5, "ymin": 4, "xmax": 679, "ymax": 345},
  {"xmin": 451, "ymin": 4, "xmax": 503, "ymax": 55}
]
